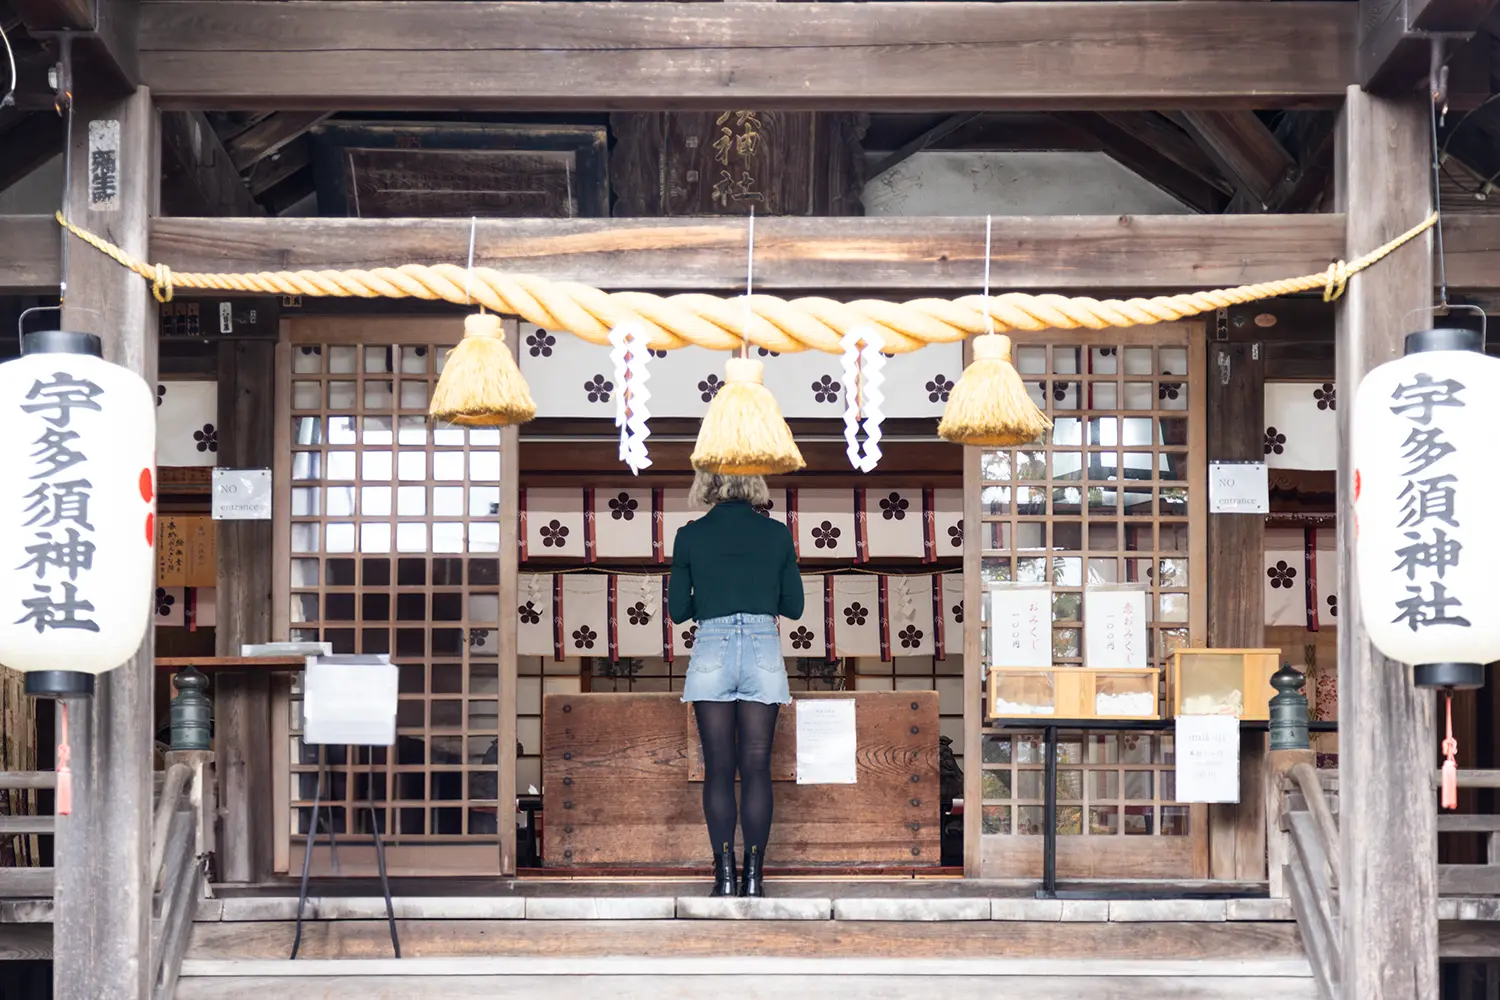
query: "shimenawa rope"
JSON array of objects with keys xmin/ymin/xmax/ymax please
[{"xmin": 55, "ymin": 211, "xmax": 1437, "ymax": 355}]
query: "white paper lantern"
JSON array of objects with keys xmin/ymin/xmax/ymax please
[
  {"xmin": 1353, "ymin": 328, "xmax": 1500, "ymax": 689},
  {"xmin": 0, "ymin": 332, "xmax": 157, "ymax": 692}
]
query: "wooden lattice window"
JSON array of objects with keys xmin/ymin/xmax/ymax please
[
  {"xmin": 976, "ymin": 327, "xmax": 1207, "ymax": 877},
  {"xmin": 272, "ymin": 321, "xmax": 513, "ymax": 871}
]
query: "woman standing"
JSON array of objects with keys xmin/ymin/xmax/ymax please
[{"xmin": 669, "ymin": 470, "xmax": 804, "ymax": 897}]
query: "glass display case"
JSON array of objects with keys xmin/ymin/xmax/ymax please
[
  {"xmin": 988, "ymin": 666, "xmax": 1162, "ymax": 721},
  {"xmin": 1169, "ymin": 648, "xmax": 1281, "ymax": 720}
]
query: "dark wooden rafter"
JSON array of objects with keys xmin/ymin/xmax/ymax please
[
  {"xmin": 868, "ymin": 113, "xmax": 982, "ymax": 181},
  {"xmin": 224, "ymin": 111, "xmax": 332, "ymax": 171},
  {"xmin": 159, "ymin": 111, "xmax": 265, "ymax": 216},
  {"xmin": 1361, "ymin": 0, "xmax": 1500, "ymax": 94},
  {"xmin": 1054, "ymin": 112, "xmax": 1234, "ymax": 214},
  {"xmin": 245, "ymin": 135, "xmax": 310, "ymax": 198},
  {"xmin": 862, "ymin": 113, "xmax": 1103, "ymax": 156},
  {"xmin": 135, "ymin": 2, "xmax": 1357, "ymax": 111},
  {"xmin": 1178, "ymin": 111, "xmax": 1296, "ymax": 207},
  {"xmin": 0, "ymin": 108, "xmax": 64, "ymax": 192}
]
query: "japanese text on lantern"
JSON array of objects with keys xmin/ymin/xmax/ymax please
[
  {"xmin": 1389, "ymin": 373, "xmax": 1470, "ymax": 632},
  {"xmin": 711, "ymin": 110, "xmax": 765, "ymax": 209},
  {"xmin": 16, "ymin": 372, "xmax": 103, "ymax": 634}
]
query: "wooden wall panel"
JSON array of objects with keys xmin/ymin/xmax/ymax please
[
  {"xmin": 543, "ymin": 691, "xmax": 939, "ymax": 866},
  {"xmin": 610, "ymin": 111, "xmax": 865, "ymax": 217}
]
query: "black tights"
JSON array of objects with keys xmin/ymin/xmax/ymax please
[{"xmin": 694, "ymin": 700, "xmax": 780, "ymax": 858}]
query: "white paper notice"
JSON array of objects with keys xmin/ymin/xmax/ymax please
[
  {"xmin": 1174, "ymin": 715, "xmax": 1241, "ymax": 803},
  {"xmin": 988, "ymin": 587, "xmax": 1051, "ymax": 667},
  {"xmin": 1208, "ymin": 461, "xmax": 1270, "ymax": 513},
  {"xmin": 1084, "ymin": 588, "xmax": 1148, "ymax": 669},
  {"xmin": 303, "ymin": 659, "xmax": 399, "ymax": 747},
  {"xmin": 796, "ymin": 699, "xmax": 857, "ymax": 785}
]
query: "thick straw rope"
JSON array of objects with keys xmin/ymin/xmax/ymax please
[{"xmin": 58, "ymin": 211, "xmax": 1436, "ymax": 355}]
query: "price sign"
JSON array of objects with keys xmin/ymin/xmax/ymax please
[
  {"xmin": 1084, "ymin": 587, "xmax": 1148, "ymax": 669},
  {"xmin": 1175, "ymin": 715, "xmax": 1241, "ymax": 803},
  {"xmin": 212, "ymin": 468, "xmax": 272, "ymax": 520},
  {"xmin": 988, "ymin": 587, "xmax": 1051, "ymax": 667}
]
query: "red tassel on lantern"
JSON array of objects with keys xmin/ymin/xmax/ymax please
[
  {"xmin": 1441, "ymin": 692, "xmax": 1459, "ymax": 811},
  {"xmin": 55, "ymin": 702, "xmax": 73, "ymax": 816}
]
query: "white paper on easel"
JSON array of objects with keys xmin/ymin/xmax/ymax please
[
  {"xmin": 796, "ymin": 699, "xmax": 857, "ymax": 785},
  {"xmin": 303, "ymin": 657, "xmax": 399, "ymax": 747},
  {"xmin": 987, "ymin": 587, "xmax": 1051, "ymax": 667},
  {"xmin": 1174, "ymin": 714, "xmax": 1241, "ymax": 803},
  {"xmin": 1084, "ymin": 588, "xmax": 1148, "ymax": 669}
]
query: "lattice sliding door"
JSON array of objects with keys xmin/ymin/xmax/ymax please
[
  {"xmin": 974, "ymin": 325, "xmax": 1209, "ymax": 878},
  {"xmin": 271, "ymin": 317, "xmax": 516, "ymax": 876}
]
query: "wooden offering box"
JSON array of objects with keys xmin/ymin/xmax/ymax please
[
  {"xmin": 986, "ymin": 666, "xmax": 1161, "ymax": 721},
  {"xmin": 1169, "ymin": 648, "xmax": 1281, "ymax": 721}
]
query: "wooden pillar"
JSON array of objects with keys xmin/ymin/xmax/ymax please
[
  {"xmin": 961, "ymin": 411, "xmax": 983, "ymax": 877},
  {"xmin": 1205, "ymin": 340, "xmax": 1268, "ymax": 880},
  {"xmin": 1334, "ymin": 85, "xmax": 1438, "ymax": 998},
  {"xmin": 213, "ymin": 340, "xmax": 276, "ymax": 882},
  {"xmin": 55, "ymin": 86, "xmax": 159, "ymax": 1000},
  {"xmin": 498, "ymin": 421, "xmax": 520, "ymax": 874}
]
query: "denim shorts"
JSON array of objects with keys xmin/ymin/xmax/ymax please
[{"xmin": 680, "ymin": 613, "xmax": 791, "ymax": 706}]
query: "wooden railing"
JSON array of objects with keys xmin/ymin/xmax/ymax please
[
  {"xmin": 1267, "ymin": 755, "xmax": 1341, "ymax": 1000},
  {"xmin": 0, "ymin": 770, "xmax": 55, "ymax": 898},
  {"xmin": 1432, "ymin": 770, "xmax": 1500, "ymax": 896},
  {"xmin": 151, "ymin": 758, "xmax": 210, "ymax": 1000}
]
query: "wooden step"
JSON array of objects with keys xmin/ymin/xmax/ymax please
[
  {"xmin": 175, "ymin": 957, "xmax": 1317, "ymax": 1000},
  {"xmin": 187, "ymin": 916, "xmax": 1308, "ymax": 963}
]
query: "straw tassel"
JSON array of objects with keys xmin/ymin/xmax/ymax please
[
  {"xmin": 938, "ymin": 333, "xmax": 1052, "ymax": 446},
  {"xmin": 429, "ymin": 313, "xmax": 537, "ymax": 426},
  {"xmin": 691, "ymin": 357, "xmax": 805, "ymax": 476}
]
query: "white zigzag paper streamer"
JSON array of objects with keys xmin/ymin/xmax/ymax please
[
  {"xmin": 609, "ymin": 323, "xmax": 652, "ymax": 475},
  {"xmin": 840, "ymin": 327, "xmax": 886, "ymax": 473}
]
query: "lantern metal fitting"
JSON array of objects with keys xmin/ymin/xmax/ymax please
[
  {"xmin": 169, "ymin": 666, "xmax": 212, "ymax": 752},
  {"xmin": 1268, "ymin": 664, "xmax": 1309, "ymax": 751}
]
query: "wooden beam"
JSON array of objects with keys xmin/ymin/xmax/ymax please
[
  {"xmin": 213, "ymin": 341, "xmax": 276, "ymax": 884},
  {"xmin": 1334, "ymin": 85, "xmax": 1439, "ymax": 1000},
  {"xmin": 54, "ymin": 85, "xmax": 159, "ymax": 1000},
  {"xmin": 160, "ymin": 111, "xmax": 265, "ymax": 217},
  {"xmin": 1179, "ymin": 112, "xmax": 1296, "ymax": 206},
  {"xmin": 1206, "ymin": 341, "xmax": 1268, "ymax": 881},
  {"xmin": 1361, "ymin": 0, "xmax": 1500, "ymax": 94},
  {"xmin": 0, "ymin": 112, "xmax": 65, "ymax": 193},
  {"xmin": 224, "ymin": 112, "xmax": 332, "ymax": 171},
  {"xmin": 1055, "ymin": 112, "xmax": 1233, "ymax": 214},
  {"xmin": 13, "ymin": 0, "xmax": 140, "ymax": 93},
  {"xmin": 140, "ymin": 215, "xmax": 1345, "ymax": 293},
  {"xmin": 245, "ymin": 136, "xmax": 310, "ymax": 198},
  {"xmin": 135, "ymin": 1, "xmax": 1357, "ymax": 111}
]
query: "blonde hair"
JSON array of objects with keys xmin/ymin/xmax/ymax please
[{"xmin": 690, "ymin": 470, "xmax": 770, "ymax": 509}]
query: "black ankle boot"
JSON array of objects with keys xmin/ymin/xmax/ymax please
[
  {"xmin": 739, "ymin": 847, "xmax": 764, "ymax": 898},
  {"xmin": 711, "ymin": 845, "xmax": 738, "ymax": 897}
]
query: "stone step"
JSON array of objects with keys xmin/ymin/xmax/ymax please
[
  {"xmin": 197, "ymin": 894, "xmax": 1293, "ymax": 923},
  {"xmin": 186, "ymin": 914, "xmax": 1308, "ymax": 964},
  {"xmin": 175, "ymin": 957, "xmax": 1317, "ymax": 1000}
]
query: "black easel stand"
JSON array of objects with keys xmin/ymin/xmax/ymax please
[{"xmin": 290, "ymin": 749, "xmax": 400, "ymax": 959}]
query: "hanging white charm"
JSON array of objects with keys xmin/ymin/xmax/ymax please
[
  {"xmin": 840, "ymin": 327, "xmax": 886, "ymax": 473},
  {"xmin": 609, "ymin": 323, "xmax": 653, "ymax": 475}
]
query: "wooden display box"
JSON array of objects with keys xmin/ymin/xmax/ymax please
[
  {"xmin": 986, "ymin": 666, "xmax": 1161, "ymax": 721},
  {"xmin": 1169, "ymin": 648, "xmax": 1282, "ymax": 721}
]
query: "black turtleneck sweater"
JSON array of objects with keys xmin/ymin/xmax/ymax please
[{"xmin": 667, "ymin": 499, "xmax": 804, "ymax": 624}]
